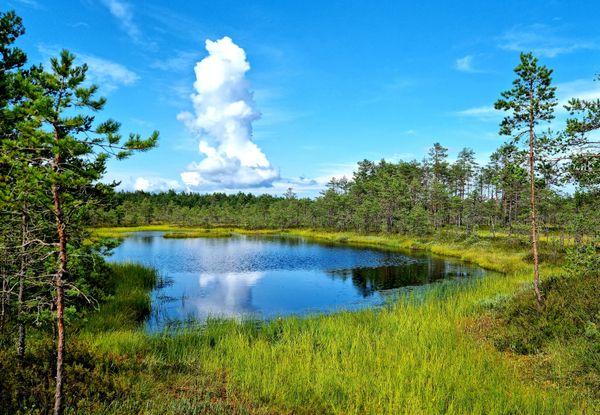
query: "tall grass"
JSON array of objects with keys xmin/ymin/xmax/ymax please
[
  {"xmin": 83, "ymin": 262, "xmax": 157, "ymax": 333},
  {"xmin": 163, "ymin": 229, "xmax": 233, "ymax": 238},
  {"xmin": 86, "ymin": 230, "xmax": 591, "ymax": 414},
  {"xmin": 138, "ymin": 278, "xmax": 576, "ymax": 414}
]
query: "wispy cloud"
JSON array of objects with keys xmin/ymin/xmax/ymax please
[
  {"xmin": 13, "ymin": 0, "xmax": 42, "ymax": 9},
  {"xmin": 555, "ymin": 78, "xmax": 600, "ymax": 111},
  {"xmin": 101, "ymin": 0, "xmax": 140, "ymax": 41},
  {"xmin": 456, "ymin": 106, "xmax": 498, "ymax": 117},
  {"xmin": 69, "ymin": 21, "xmax": 90, "ymax": 29},
  {"xmin": 37, "ymin": 44, "xmax": 139, "ymax": 93},
  {"xmin": 100, "ymin": 0, "xmax": 156, "ymax": 49},
  {"xmin": 150, "ymin": 50, "xmax": 201, "ymax": 72},
  {"xmin": 141, "ymin": 4, "xmax": 206, "ymax": 42},
  {"xmin": 455, "ymin": 55, "xmax": 480, "ymax": 73},
  {"xmin": 497, "ymin": 24, "xmax": 595, "ymax": 57},
  {"xmin": 79, "ymin": 54, "xmax": 139, "ymax": 91}
]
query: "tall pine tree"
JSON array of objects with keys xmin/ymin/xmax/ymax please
[{"xmin": 495, "ymin": 52, "xmax": 557, "ymax": 305}]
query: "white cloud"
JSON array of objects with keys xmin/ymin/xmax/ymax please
[
  {"xmin": 455, "ymin": 78, "xmax": 600, "ymax": 121},
  {"xmin": 79, "ymin": 54, "xmax": 139, "ymax": 92},
  {"xmin": 178, "ymin": 36, "xmax": 279, "ymax": 190},
  {"xmin": 101, "ymin": 0, "xmax": 141, "ymax": 43},
  {"xmin": 498, "ymin": 24, "xmax": 595, "ymax": 58},
  {"xmin": 150, "ymin": 50, "xmax": 201, "ymax": 72},
  {"xmin": 556, "ymin": 79, "xmax": 600, "ymax": 108},
  {"xmin": 14, "ymin": 0, "xmax": 41, "ymax": 8},
  {"xmin": 456, "ymin": 106, "xmax": 500, "ymax": 118},
  {"xmin": 455, "ymin": 55, "xmax": 477, "ymax": 73},
  {"xmin": 134, "ymin": 176, "xmax": 181, "ymax": 192},
  {"xmin": 36, "ymin": 45, "xmax": 139, "ymax": 93}
]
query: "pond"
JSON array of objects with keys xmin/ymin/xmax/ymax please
[{"xmin": 107, "ymin": 232, "xmax": 492, "ymax": 329}]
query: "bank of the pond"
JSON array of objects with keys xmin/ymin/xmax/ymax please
[
  {"xmin": 78, "ymin": 227, "xmax": 597, "ymax": 413},
  {"xmin": 91, "ymin": 226, "xmax": 531, "ymax": 273}
]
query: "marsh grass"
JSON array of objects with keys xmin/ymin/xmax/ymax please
[
  {"xmin": 80, "ymin": 228, "xmax": 594, "ymax": 413},
  {"xmin": 82, "ymin": 262, "xmax": 157, "ymax": 333},
  {"xmin": 163, "ymin": 229, "xmax": 233, "ymax": 238},
  {"xmin": 90, "ymin": 225, "xmax": 287, "ymax": 240}
]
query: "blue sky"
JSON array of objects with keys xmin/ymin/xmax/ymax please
[{"xmin": 7, "ymin": 0, "xmax": 600, "ymax": 195}]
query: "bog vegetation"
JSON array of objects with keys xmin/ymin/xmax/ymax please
[{"xmin": 1, "ymin": 9, "xmax": 599, "ymax": 415}]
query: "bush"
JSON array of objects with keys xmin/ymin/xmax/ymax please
[
  {"xmin": 493, "ymin": 271, "xmax": 600, "ymax": 354},
  {"xmin": 0, "ymin": 338, "xmax": 135, "ymax": 415}
]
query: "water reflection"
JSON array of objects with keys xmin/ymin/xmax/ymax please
[
  {"xmin": 190, "ymin": 272, "xmax": 264, "ymax": 318},
  {"xmin": 328, "ymin": 262, "xmax": 474, "ymax": 298},
  {"xmin": 107, "ymin": 232, "xmax": 493, "ymax": 329}
]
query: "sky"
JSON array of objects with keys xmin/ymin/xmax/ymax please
[{"xmin": 6, "ymin": 0, "xmax": 600, "ymax": 196}]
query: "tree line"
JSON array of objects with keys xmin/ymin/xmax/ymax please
[{"xmin": 93, "ymin": 140, "xmax": 598, "ymax": 243}]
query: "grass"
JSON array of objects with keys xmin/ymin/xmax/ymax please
[
  {"xmin": 76, "ymin": 227, "xmax": 597, "ymax": 413},
  {"xmin": 163, "ymin": 229, "xmax": 233, "ymax": 238},
  {"xmin": 90, "ymin": 225, "xmax": 287, "ymax": 240},
  {"xmin": 82, "ymin": 262, "xmax": 157, "ymax": 333}
]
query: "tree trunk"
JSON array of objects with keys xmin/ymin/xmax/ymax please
[
  {"xmin": 17, "ymin": 211, "xmax": 26, "ymax": 360},
  {"xmin": 52, "ymin": 136, "xmax": 67, "ymax": 415},
  {"xmin": 0, "ymin": 269, "xmax": 6, "ymax": 333},
  {"xmin": 52, "ymin": 180, "xmax": 67, "ymax": 415},
  {"xmin": 529, "ymin": 98, "xmax": 543, "ymax": 306}
]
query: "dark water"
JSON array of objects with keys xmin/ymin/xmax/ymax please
[{"xmin": 107, "ymin": 232, "xmax": 491, "ymax": 329}]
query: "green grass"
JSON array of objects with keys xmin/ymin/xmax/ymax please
[
  {"xmin": 90, "ymin": 225, "xmax": 286, "ymax": 240},
  {"xmin": 163, "ymin": 229, "xmax": 233, "ymax": 238},
  {"xmin": 77, "ymin": 228, "xmax": 596, "ymax": 413},
  {"xmin": 91, "ymin": 224, "xmax": 190, "ymax": 239},
  {"xmin": 82, "ymin": 262, "xmax": 157, "ymax": 333}
]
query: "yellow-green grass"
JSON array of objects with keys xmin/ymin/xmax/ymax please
[
  {"xmin": 163, "ymin": 229, "xmax": 233, "ymax": 238},
  {"xmin": 91, "ymin": 224, "xmax": 192, "ymax": 239},
  {"xmin": 90, "ymin": 225, "xmax": 288, "ymax": 239},
  {"xmin": 83, "ymin": 228, "xmax": 592, "ymax": 413}
]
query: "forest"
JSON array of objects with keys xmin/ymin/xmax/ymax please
[
  {"xmin": 1, "ymin": 7, "xmax": 599, "ymax": 415},
  {"xmin": 92, "ymin": 143, "xmax": 599, "ymax": 241}
]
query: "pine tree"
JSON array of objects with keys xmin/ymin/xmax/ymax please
[
  {"xmin": 495, "ymin": 52, "xmax": 557, "ymax": 305},
  {"xmin": 563, "ymin": 74, "xmax": 600, "ymax": 189},
  {"xmin": 24, "ymin": 49, "xmax": 158, "ymax": 415}
]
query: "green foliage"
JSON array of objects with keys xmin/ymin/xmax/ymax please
[
  {"xmin": 0, "ymin": 337, "xmax": 136, "ymax": 415},
  {"xmin": 492, "ymin": 271, "xmax": 599, "ymax": 354},
  {"xmin": 565, "ymin": 239, "xmax": 600, "ymax": 276},
  {"xmin": 495, "ymin": 52, "xmax": 557, "ymax": 138},
  {"xmin": 563, "ymin": 74, "xmax": 600, "ymax": 189},
  {"xmin": 489, "ymin": 249, "xmax": 600, "ymax": 398}
]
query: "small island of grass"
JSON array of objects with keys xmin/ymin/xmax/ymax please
[{"xmin": 162, "ymin": 229, "xmax": 233, "ymax": 238}]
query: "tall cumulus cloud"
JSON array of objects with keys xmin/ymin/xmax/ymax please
[{"xmin": 178, "ymin": 37, "xmax": 279, "ymax": 190}]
